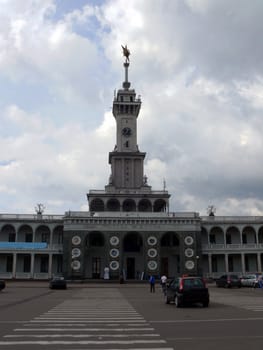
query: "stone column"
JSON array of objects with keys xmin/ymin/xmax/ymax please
[
  {"xmin": 48, "ymin": 254, "xmax": 53, "ymax": 279},
  {"xmin": 241, "ymin": 253, "xmax": 245, "ymax": 274},
  {"xmin": 30, "ymin": 253, "xmax": 35, "ymax": 279},
  {"xmin": 208, "ymin": 254, "xmax": 212, "ymax": 275},
  {"xmin": 12, "ymin": 253, "xmax": 17, "ymax": 279},
  {"xmin": 225, "ymin": 254, "xmax": 229, "ymax": 273},
  {"xmin": 257, "ymin": 253, "xmax": 262, "ymax": 273}
]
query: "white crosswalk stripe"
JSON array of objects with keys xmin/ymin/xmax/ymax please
[{"xmin": 0, "ymin": 287, "xmax": 174, "ymax": 349}]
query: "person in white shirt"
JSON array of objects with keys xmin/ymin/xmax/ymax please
[{"xmin": 160, "ymin": 275, "xmax": 167, "ymax": 293}]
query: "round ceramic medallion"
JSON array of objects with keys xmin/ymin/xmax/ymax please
[
  {"xmin": 184, "ymin": 236, "xmax": 194, "ymax": 246},
  {"xmin": 185, "ymin": 248, "xmax": 194, "ymax": 258},
  {"xmin": 109, "ymin": 248, "xmax": 119, "ymax": 258},
  {"xmin": 110, "ymin": 236, "xmax": 119, "ymax": 246},
  {"xmin": 71, "ymin": 260, "xmax": 81, "ymax": 270},
  {"xmin": 185, "ymin": 260, "xmax": 195, "ymax": 270},
  {"xmin": 147, "ymin": 248, "xmax": 157, "ymax": 258},
  {"xmin": 110, "ymin": 261, "xmax": 119, "ymax": 270},
  {"xmin": 147, "ymin": 236, "xmax": 157, "ymax": 246},
  {"xmin": 72, "ymin": 235, "xmax": 81, "ymax": 246},
  {"xmin": 147, "ymin": 260, "xmax": 158, "ymax": 271},
  {"xmin": 72, "ymin": 248, "xmax": 81, "ymax": 258}
]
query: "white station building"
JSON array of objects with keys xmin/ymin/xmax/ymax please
[{"xmin": 0, "ymin": 55, "xmax": 263, "ymax": 281}]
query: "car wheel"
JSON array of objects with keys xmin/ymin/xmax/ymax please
[
  {"xmin": 203, "ymin": 301, "xmax": 209, "ymax": 307},
  {"xmin": 174, "ymin": 295, "xmax": 182, "ymax": 308}
]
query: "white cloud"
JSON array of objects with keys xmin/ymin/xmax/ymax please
[{"xmin": 0, "ymin": 0, "xmax": 263, "ymax": 216}]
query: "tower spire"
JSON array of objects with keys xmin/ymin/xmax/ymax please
[{"xmin": 121, "ymin": 45, "xmax": 131, "ymax": 89}]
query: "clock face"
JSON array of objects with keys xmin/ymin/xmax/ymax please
[{"xmin": 122, "ymin": 127, "xmax": 132, "ymax": 136}]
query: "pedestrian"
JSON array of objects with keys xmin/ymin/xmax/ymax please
[
  {"xmin": 149, "ymin": 275, "xmax": 155, "ymax": 293},
  {"xmin": 160, "ymin": 274, "xmax": 167, "ymax": 294}
]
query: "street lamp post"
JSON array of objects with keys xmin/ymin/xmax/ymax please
[{"xmin": 196, "ymin": 255, "xmax": 200, "ymax": 276}]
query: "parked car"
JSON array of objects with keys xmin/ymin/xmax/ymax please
[
  {"xmin": 241, "ymin": 274, "xmax": 263, "ymax": 288},
  {"xmin": 49, "ymin": 276, "xmax": 67, "ymax": 290},
  {"xmin": 165, "ymin": 276, "xmax": 209, "ymax": 307},
  {"xmin": 216, "ymin": 274, "xmax": 241, "ymax": 288},
  {"xmin": 0, "ymin": 280, "xmax": 5, "ymax": 291}
]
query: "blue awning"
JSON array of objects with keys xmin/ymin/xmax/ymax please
[{"xmin": 0, "ymin": 242, "xmax": 48, "ymax": 249}]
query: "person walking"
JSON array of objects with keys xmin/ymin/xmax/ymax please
[
  {"xmin": 160, "ymin": 274, "xmax": 167, "ymax": 294},
  {"xmin": 149, "ymin": 275, "xmax": 155, "ymax": 293}
]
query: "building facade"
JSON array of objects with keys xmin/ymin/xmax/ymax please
[{"xmin": 0, "ymin": 56, "xmax": 263, "ymax": 281}]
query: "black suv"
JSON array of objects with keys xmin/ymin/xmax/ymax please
[
  {"xmin": 165, "ymin": 276, "xmax": 209, "ymax": 307},
  {"xmin": 216, "ymin": 274, "xmax": 241, "ymax": 288}
]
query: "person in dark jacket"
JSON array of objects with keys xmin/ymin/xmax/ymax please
[{"xmin": 149, "ymin": 275, "xmax": 155, "ymax": 293}]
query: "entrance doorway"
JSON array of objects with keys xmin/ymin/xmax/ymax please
[
  {"xmin": 161, "ymin": 257, "xmax": 169, "ymax": 276},
  {"xmin": 92, "ymin": 257, "xmax": 101, "ymax": 278},
  {"xmin": 126, "ymin": 257, "xmax": 135, "ymax": 279}
]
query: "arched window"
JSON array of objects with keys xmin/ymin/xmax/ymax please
[
  {"xmin": 88, "ymin": 232, "xmax": 104, "ymax": 247},
  {"xmin": 90, "ymin": 198, "xmax": 104, "ymax": 212},
  {"xmin": 1, "ymin": 224, "xmax": 16, "ymax": 242},
  {"xmin": 123, "ymin": 199, "xmax": 136, "ymax": 212},
  {"xmin": 35, "ymin": 225, "xmax": 51, "ymax": 243},
  {"xmin": 161, "ymin": 232, "xmax": 179, "ymax": 247},
  {"xmin": 123, "ymin": 232, "xmax": 142, "ymax": 252},
  {"xmin": 107, "ymin": 199, "xmax": 120, "ymax": 211},
  {"xmin": 153, "ymin": 199, "xmax": 166, "ymax": 212},
  {"xmin": 138, "ymin": 199, "xmax": 152, "ymax": 212}
]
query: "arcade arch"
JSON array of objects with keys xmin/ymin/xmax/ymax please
[
  {"xmin": 1, "ymin": 224, "xmax": 16, "ymax": 241},
  {"xmin": 123, "ymin": 199, "xmax": 136, "ymax": 212},
  {"xmin": 107, "ymin": 199, "xmax": 120, "ymax": 211},
  {"xmin": 242, "ymin": 226, "xmax": 256, "ymax": 244},
  {"xmin": 138, "ymin": 199, "xmax": 152, "ymax": 212},
  {"xmin": 226, "ymin": 226, "xmax": 240, "ymax": 244},
  {"xmin": 153, "ymin": 199, "xmax": 166, "ymax": 212},
  {"xmin": 17, "ymin": 225, "xmax": 33, "ymax": 242},
  {"xmin": 209, "ymin": 227, "xmax": 224, "ymax": 244},
  {"xmin": 90, "ymin": 198, "xmax": 104, "ymax": 212},
  {"xmin": 35, "ymin": 225, "xmax": 51, "ymax": 243}
]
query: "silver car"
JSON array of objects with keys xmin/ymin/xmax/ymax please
[{"xmin": 241, "ymin": 274, "xmax": 263, "ymax": 287}]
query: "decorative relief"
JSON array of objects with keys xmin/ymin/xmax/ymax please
[
  {"xmin": 72, "ymin": 248, "xmax": 81, "ymax": 258},
  {"xmin": 110, "ymin": 261, "xmax": 119, "ymax": 270},
  {"xmin": 147, "ymin": 236, "xmax": 157, "ymax": 246},
  {"xmin": 184, "ymin": 248, "xmax": 194, "ymax": 258},
  {"xmin": 71, "ymin": 260, "xmax": 81, "ymax": 270},
  {"xmin": 184, "ymin": 236, "xmax": 194, "ymax": 246},
  {"xmin": 72, "ymin": 235, "xmax": 81, "ymax": 246},
  {"xmin": 147, "ymin": 260, "xmax": 157, "ymax": 271},
  {"xmin": 147, "ymin": 248, "xmax": 157, "ymax": 258},
  {"xmin": 110, "ymin": 236, "xmax": 119, "ymax": 246},
  {"xmin": 185, "ymin": 260, "xmax": 195, "ymax": 270},
  {"xmin": 109, "ymin": 248, "xmax": 119, "ymax": 258}
]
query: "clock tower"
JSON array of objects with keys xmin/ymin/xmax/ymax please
[
  {"xmin": 109, "ymin": 52, "xmax": 146, "ymax": 189},
  {"xmin": 87, "ymin": 47, "xmax": 170, "ymax": 212}
]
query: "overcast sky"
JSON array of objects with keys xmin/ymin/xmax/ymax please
[{"xmin": 0, "ymin": 0, "xmax": 263, "ymax": 216}]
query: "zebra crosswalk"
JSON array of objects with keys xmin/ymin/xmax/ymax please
[
  {"xmin": 241, "ymin": 305, "xmax": 263, "ymax": 312},
  {"xmin": 0, "ymin": 287, "xmax": 174, "ymax": 349}
]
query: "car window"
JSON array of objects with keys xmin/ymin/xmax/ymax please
[
  {"xmin": 170, "ymin": 278, "xmax": 179, "ymax": 288},
  {"xmin": 183, "ymin": 278, "xmax": 204, "ymax": 289}
]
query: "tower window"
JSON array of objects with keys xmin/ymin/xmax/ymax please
[
  {"xmin": 125, "ymin": 141, "xmax": 129, "ymax": 148},
  {"xmin": 120, "ymin": 96, "xmax": 123, "ymax": 102},
  {"xmin": 130, "ymin": 96, "xmax": 133, "ymax": 101},
  {"xmin": 125, "ymin": 105, "xmax": 129, "ymax": 113}
]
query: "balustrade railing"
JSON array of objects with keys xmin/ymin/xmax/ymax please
[{"xmin": 202, "ymin": 243, "xmax": 262, "ymax": 250}]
